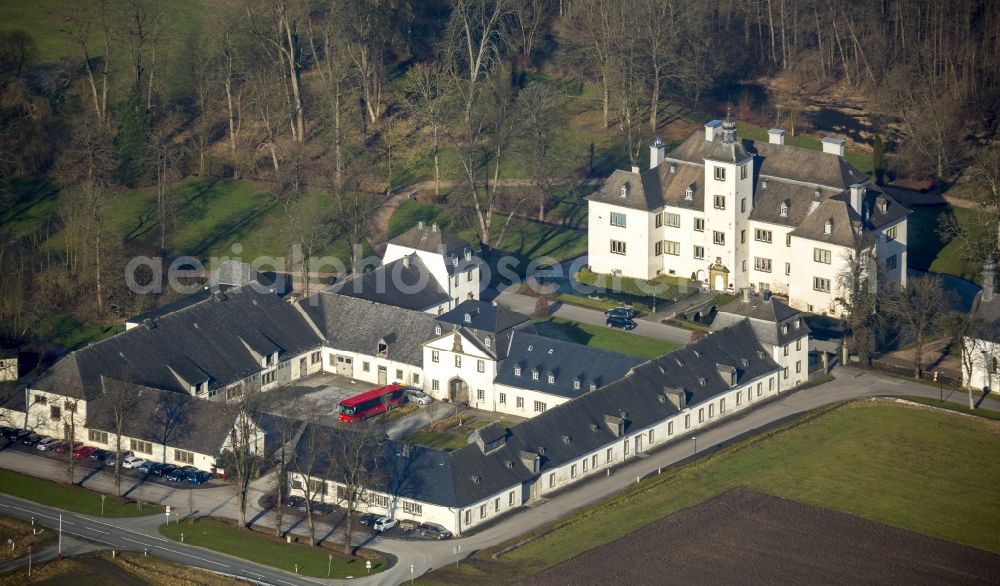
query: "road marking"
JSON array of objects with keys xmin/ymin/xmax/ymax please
[
  {"xmin": 83, "ymin": 526, "xmax": 108, "ymax": 534},
  {"xmin": 6, "ymin": 504, "xmax": 75, "ymax": 525},
  {"xmin": 122, "ymin": 536, "xmax": 151, "ymax": 547},
  {"xmin": 157, "ymin": 545, "xmax": 230, "ymax": 568}
]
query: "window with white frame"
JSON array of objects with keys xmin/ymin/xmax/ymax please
[
  {"xmin": 455, "ymin": 355, "xmax": 462, "ymax": 368},
  {"xmin": 655, "ymin": 213, "xmax": 663, "ymax": 228},
  {"xmin": 813, "ymin": 248, "xmax": 832, "ymax": 264},
  {"xmin": 714, "ymin": 195, "xmax": 726, "ymax": 209},
  {"xmin": 130, "ymin": 439, "xmax": 152, "ymax": 454},
  {"xmin": 606, "ymin": 447, "xmax": 613, "ymax": 463},
  {"xmin": 477, "ymin": 359, "xmax": 485, "ymax": 373},
  {"xmin": 610, "ymin": 212, "xmax": 627, "ymax": 227},
  {"xmin": 813, "ymin": 277, "xmax": 831, "ymax": 292},
  {"xmin": 785, "ymin": 262, "xmax": 791, "ymax": 275},
  {"xmin": 754, "ymin": 257, "xmax": 772, "ymax": 272},
  {"xmin": 665, "ymin": 241, "xmax": 680, "ymax": 255},
  {"xmin": 693, "ymin": 245, "xmax": 705, "ymax": 259},
  {"xmin": 499, "ymin": 392, "xmax": 507, "ymax": 404},
  {"xmin": 885, "ymin": 226, "xmax": 897, "ymax": 241},
  {"xmin": 534, "ymin": 401, "xmax": 547, "ymax": 413},
  {"xmin": 88, "ymin": 429, "xmax": 108, "ymax": 444},
  {"xmin": 370, "ymin": 493, "xmax": 390, "ymax": 508},
  {"xmin": 654, "ymin": 241, "xmax": 663, "ymax": 256},
  {"xmin": 713, "ymin": 231, "xmax": 725, "ymax": 245},
  {"xmin": 668, "ymin": 421, "xmax": 674, "ymax": 435},
  {"xmin": 403, "ymin": 501, "xmax": 423, "ymax": 516},
  {"xmin": 610, "ymin": 240, "xmax": 626, "ymax": 255},
  {"xmin": 175, "ymin": 449, "xmax": 194, "ymax": 464},
  {"xmin": 694, "ymin": 218, "xmax": 705, "ymax": 232},
  {"xmin": 516, "ymin": 397, "xmax": 524, "ymax": 409},
  {"xmin": 714, "ymin": 166, "xmax": 726, "ymax": 181},
  {"xmin": 476, "ymin": 389, "xmax": 485, "ymax": 401},
  {"xmin": 754, "ymin": 229, "xmax": 772, "ymax": 243},
  {"xmin": 432, "ymin": 380, "xmax": 440, "ymax": 391},
  {"xmin": 886, "ymin": 254, "xmax": 898, "ymax": 270},
  {"xmin": 664, "ymin": 213, "xmax": 680, "ymax": 228}
]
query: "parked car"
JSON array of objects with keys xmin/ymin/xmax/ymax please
[
  {"xmin": 136, "ymin": 460, "xmax": 160, "ymax": 474},
  {"xmin": 605, "ymin": 306, "xmax": 639, "ymax": 320},
  {"xmin": 311, "ymin": 501, "xmax": 336, "ymax": 515},
  {"xmin": 2, "ymin": 427, "xmax": 23, "ymax": 440},
  {"xmin": 166, "ymin": 467, "xmax": 187, "ymax": 482},
  {"xmin": 406, "ymin": 389, "xmax": 432, "ymax": 405},
  {"xmin": 153, "ymin": 464, "xmax": 177, "ymax": 478},
  {"xmin": 286, "ymin": 496, "xmax": 308, "ymax": 512},
  {"xmin": 89, "ymin": 449, "xmax": 111, "ymax": 462},
  {"xmin": 358, "ymin": 513, "xmax": 381, "ymax": 527},
  {"xmin": 418, "ymin": 522, "xmax": 453, "ymax": 540},
  {"xmin": 121, "ymin": 455, "xmax": 146, "ymax": 469},
  {"xmin": 186, "ymin": 470, "xmax": 212, "ymax": 485},
  {"xmin": 54, "ymin": 441, "xmax": 81, "ymax": 454},
  {"xmin": 105, "ymin": 449, "xmax": 133, "ymax": 467},
  {"xmin": 35, "ymin": 437, "xmax": 60, "ymax": 451},
  {"xmin": 606, "ymin": 315, "xmax": 638, "ymax": 330},
  {"xmin": 73, "ymin": 445, "xmax": 97, "ymax": 460},
  {"xmin": 372, "ymin": 517, "xmax": 398, "ymax": 532},
  {"xmin": 20, "ymin": 433, "xmax": 44, "ymax": 447}
]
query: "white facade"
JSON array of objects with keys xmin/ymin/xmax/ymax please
[
  {"xmin": 383, "ymin": 243, "xmax": 481, "ymax": 312},
  {"xmin": 962, "ymin": 336, "xmax": 1000, "ymax": 392},
  {"xmin": 422, "ymin": 331, "xmax": 497, "ymax": 404}
]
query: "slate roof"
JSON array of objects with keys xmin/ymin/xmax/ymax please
[
  {"xmin": 301, "ymin": 320, "xmax": 779, "ymax": 508},
  {"xmin": 126, "ymin": 286, "xmax": 235, "ymax": 325},
  {"xmin": 33, "ymin": 285, "xmax": 322, "ymax": 400},
  {"xmin": 85, "ymin": 378, "xmax": 235, "ymax": 456},
  {"xmin": 711, "ymin": 295, "xmax": 810, "ymax": 346},
  {"xmin": 494, "ymin": 332, "xmax": 645, "ymax": 399},
  {"xmin": 591, "ymin": 120, "xmax": 908, "ymax": 245},
  {"xmin": 328, "ymin": 254, "xmax": 450, "ymax": 312},
  {"xmin": 436, "ymin": 300, "xmax": 530, "ymax": 334},
  {"xmin": 389, "ymin": 223, "xmax": 471, "ymax": 256},
  {"xmin": 297, "ymin": 292, "xmax": 440, "ymax": 367}
]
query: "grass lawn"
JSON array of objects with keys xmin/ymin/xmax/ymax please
[
  {"xmin": 403, "ymin": 430, "xmax": 469, "ymax": 452},
  {"xmin": 424, "ymin": 402, "xmax": 1000, "ymax": 583},
  {"xmin": 0, "ymin": 469, "xmax": 162, "ymax": 517},
  {"xmin": 532, "ymin": 317, "xmax": 681, "ymax": 359},
  {"xmin": 898, "ymin": 395, "xmax": 1000, "ymax": 421},
  {"xmin": 575, "ymin": 268, "xmax": 699, "ymax": 302},
  {"xmin": 907, "ymin": 205, "xmax": 987, "ymax": 281},
  {"xmin": 0, "ymin": 514, "xmax": 56, "ymax": 563},
  {"xmin": 160, "ymin": 518, "xmax": 384, "ymax": 579}
]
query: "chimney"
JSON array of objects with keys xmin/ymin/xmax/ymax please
[
  {"xmin": 849, "ymin": 183, "xmax": 865, "ymax": 216},
  {"xmin": 822, "ymin": 137, "xmax": 846, "ymax": 157},
  {"xmin": 704, "ymin": 119, "xmax": 722, "ymax": 141},
  {"xmin": 402, "ymin": 255, "xmax": 411, "ymax": 269},
  {"xmin": 984, "ymin": 255, "xmax": 996, "ymax": 303},
  {"xmin": 431, "ymin": 222, "xmax": 438, "ymax": 232},
  {"xmin": 418, "ymin": 220, "xmax": 424, "ymax": 229},
  {"xmin": 767, "ymin": 128, "xmax": 785, "ymax": 145},
  {"xmin": 631, "ymin": 165, "xmax": 640, "ymax": 174},
  {"xmin": 650, "ymin": 137, "xmax": 665, "ymax": 170}
]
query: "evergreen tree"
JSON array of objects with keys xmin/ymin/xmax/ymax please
[{"xmin": 114, "ymin": 88, "xmax": 152, "ymax": 186}]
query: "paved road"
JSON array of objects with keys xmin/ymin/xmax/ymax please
[
  {"xmin": 2, "ymin": 367, "xmax": 998, "ymax": 585},
  {"xmin": 494, "ymin": 289, "xmax": 692, "ymax": 345}
]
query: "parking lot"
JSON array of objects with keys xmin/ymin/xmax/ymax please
[{"xmin": 0, "ymin": 428, "xmax": 222, "ymax": 489}]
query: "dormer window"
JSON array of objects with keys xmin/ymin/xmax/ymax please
[
  {"xmin": 779, "ymin": 201, "xmax": 788, "ymax": 217},
  {"xmin": 589, "ymin": 382, "xmax": 597, "ymax": 391},
  {"xmin": 762, "ymin": 179, "xmax": 768, "ymax": 189},
  {"xmin": 452, "ymin": 257, "xmax": 458, "ymax": 267},
  {"xmin": 782, "ymin": 324, "xmax": 789, "ymax": 335},
  {"xmin": 377, "ymin": 340, "xmax": 388, "ymax": 356},
  {"xmin": 532, "ymin": 369, "xmax": 539, "ymax": 380},
  {"xmin": 795, "ymin": 318, "xmax": 801, "ymax": 328},
  {"xmin": 573, "ymin": 379, "xmax": 581, "ymax": 390},
  {"xmin": 824, "ymin": 219, "xmax": 833, "ymax": 235},
  {"xmin": 484, "ymin": 337, "xmax": 491, "ymax": 347},
  {"xmin": 814, "ymin": 189, "xmax": 821, "ymax": 197},
  {"xmin": 547, "ymin": 374, "xmax": 555, "ymax": 384},
  {"xmin": 669, "ymin": 163, "xmax": 676, "ymax": 174},
  {"xmin": 464, "ymin": 313, "xmax": 472, "ymax": 323},
  {"xmin": 514, "ymin": 366, "xmax": 522, "ymax": 376},
  {"xmin": 465, "ymin": 249, "xmax": 472, "ymax": 260},
  {"xmin": 434, "ymin": 325, "xmax": 442, "ymax": 335},
  {"xmin": 620, "ymin": 184, "xmax": 629, "ymax": 198},
  {"xmin": 880, "ymin": 200, "xmax": 888, "ymax": 214}
]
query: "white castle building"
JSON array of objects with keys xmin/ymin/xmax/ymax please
[{"xmin": 586, "ymin": 113, "xmax": 909, "ymax": 314}]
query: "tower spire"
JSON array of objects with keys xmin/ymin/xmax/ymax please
[{"xmin": 722, "ymin": 108, "xmax": 737, "ymax": 143}]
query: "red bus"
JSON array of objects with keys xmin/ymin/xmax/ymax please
[{"xmin": 338, "ymin": 384, "xmax": 406, "ymax": 422}]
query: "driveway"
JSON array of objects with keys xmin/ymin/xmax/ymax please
[
  {"xmin": 2, "ymin": 368, "xmax": 999, "ymax": 585},
  {"xmin": 494, "ymin": 288, "xmax": 692, "ymax": 345}
]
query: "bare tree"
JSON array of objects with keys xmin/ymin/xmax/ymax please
[
  {"xmin": 101, "ymin": 377, "xmax": 139, "ymax": 496},
  {"xmin": 556, "ymin": 0, "xmax": 623, "ymax": 129},
  {"xmin": 509, "ymin": 0, "xmax": 550, "ymax": 70},
  {"xmin": 835, "ymin": 238, "xmax": 880, "ymax": 365},
  {"xmin": 943, "ymin": 311, "xmax": 985, "ymax": 410},
  {"xmin": 61, "ymin": 0, "xmax": 113, "ymax": 125},
  {"xmin": 882, "ymin": 274, "xmax": 956, "ymax": 378},
  {"xmin": 268, "ymin": 396, "xmax": 304, "ymax": 538},
  {"xmin": 220, "ymin": 380, "xmax": 263, "ymax": 529},
  {"xmin": 517, "ymin": 81, "xmax": 563, "ymax": 220},
  {"xmin": 290, "ymin": 420, "xmax": 331, "ymax": 545},
  {"xmin": 247, "ymin": 0, "xmax": 307, "ymax": 142},
  {"xmin": 443, "ymin": 0, "xmax": 513, "ymax": 127},
  {"xmin": 333, "ymin": 424, "xmax": 382, "ymax": 555},
  {"xmin": 403, "ymin": 62, "xmax": 449, "ymax": 197},
  {"xmin": 61, "ymin": 398, "xmax": 80, "ymax": 484}
]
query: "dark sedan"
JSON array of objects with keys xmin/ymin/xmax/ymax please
[
  {"xmin": 166, "ymin": 468, "xmax": 187, "ymax": 482},
  {"xmin": 358, "ymin": 513, "xmax": 381, "ymax": 527},
  {"xmin": 605, "ymin": 306, "xmax": 639, "ymax": 320},
  {"xmin": 20, "ymin": 433, "xmax": 44, "ymax": 447},
  {"xmin": 186, "ymin": 470, "xmax": 211, "ymax": 485},
  {"xmin": 418, "ymin": 522, "xmax": 453, "ymax": 540},
  {"xmin": 606, "ymin": 315, "xmax": 638, "ymax": 330},
  {"xmin": 153, "ymin": 464, "xmax": 178, "ymax": 478}
]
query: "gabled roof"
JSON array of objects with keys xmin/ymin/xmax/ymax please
[
  {"xmin": 85, "ymin": 378, "xmax": 235, "ymax": 456},
  {"xmin": 33, "ymin": 285, "xmax": 322, "ymax": 400},
  {"xmin": 494, "ymin": 332, "xmax": 645, "ymax": 399},
  {"xmin": 297, "ymin": 292, "xmax": 439, "ymax": 367},
  {"xmin": 389, "ymin": 223, "xmax": 471, "ymax": 256},
  {"xmin": 126, "ymin": 285, "xmax": 235, "ymax": 325},
  {"xmin": 712, "ymin": 295, "xmax": 810, "ymax": 346},
  {"xmin": 789, "ymin": 195, "xmax": 863, "ymax": 248},
  {"xmin": 437, "ymin": 300, "xmax": 530, "ymax": 334},
  {"xmin": 329, "ymin": 254, "xmax": 450, "ymax": 312},
  {"xmin": 301, "ymin": 320, "xmax": 780, "ymax": 509}
]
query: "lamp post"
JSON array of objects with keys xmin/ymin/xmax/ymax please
[
  {"xmin": 691, "ymin": 436, "xmax": 697, "ymax": 455},
  {"xmin": 101, "ymin": 495, "xmax": 105, "ymax": 517}
]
